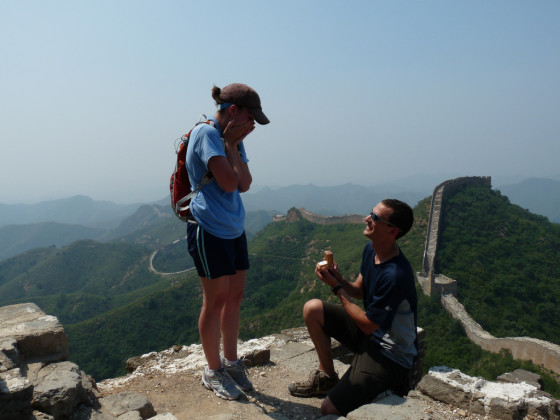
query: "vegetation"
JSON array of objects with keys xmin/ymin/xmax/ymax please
[
  {"xmin": 0, "ymin": 240, "xmax": 170, "ymax": 324},
  {"xmin": 436, "ymin": 184, "xmax": 560, "ymax": 344},
  {"xmin": 1, "ymin": 187, "xmax": 559, "ymax": 398}
]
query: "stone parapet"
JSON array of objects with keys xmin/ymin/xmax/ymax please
[
  {"xmin": 0, "ymin": 303, "xmax": 68, "ymax": 363},
  {"xmin": 442, "ymin": 295, "xmax": 560, "ymax": 375}
]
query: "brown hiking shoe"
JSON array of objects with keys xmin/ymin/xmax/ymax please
[{"xmin": 288, "ymin": 370, "xmax": 339, "ymax": 397}]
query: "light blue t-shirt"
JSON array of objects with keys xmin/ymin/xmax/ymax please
[{"xmin": 185, "ymin": 116, "xmax": 249, "ymax": 239}]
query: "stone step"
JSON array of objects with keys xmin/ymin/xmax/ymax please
[{"xmin": 0, "ymin": 302, "xmax": 68, "ymax": 363}]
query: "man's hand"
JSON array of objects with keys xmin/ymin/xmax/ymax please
[
  {"xmin": 315, "ymin": 262, "xmax": 339, "ymax": 288},
  {"xmin": 223, "ymin": 120, "xmax": 255, "ymax": 146}
]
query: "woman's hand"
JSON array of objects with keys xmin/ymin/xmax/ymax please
[{"xmin": 223, "ymin": 119, "xmax": 254, "ymax": 146}]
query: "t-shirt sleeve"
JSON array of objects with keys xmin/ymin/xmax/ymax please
[{"xmin": 195, "ymin": 126, "xmax": 225, "ymax": 168}]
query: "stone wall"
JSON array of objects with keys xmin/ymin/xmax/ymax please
[
  {"xmin": 0, "ymin": 303, "xmax": 166, "ymax": 420},
  {"xmin": 418, "ymin": 176, "xmax": 560, "ymax": 376},
  {"xmin": 442, "ymin": 294, "xmax": 560, "ymax": 375},
  {"xmin": 419, "ymin": 176, "xmax": 491, "ymax": 294},
  {"xmin": 274, "ymin": 207, "xmax": 364, "ymax": 224}
]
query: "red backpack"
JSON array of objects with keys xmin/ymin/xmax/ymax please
[{"xmin": 170, "ymin": 119, "xmax": 216, "ymax": 222}]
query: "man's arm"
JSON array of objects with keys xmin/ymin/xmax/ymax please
[
  {"xmin": 337, "ymin": 290, "xmax": 379, "ymax": 335},
  {"xmin": 316, "ymin": 267, "xmax": 378, "ymax": 334}
]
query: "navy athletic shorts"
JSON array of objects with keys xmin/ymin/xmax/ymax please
[
  {"xmin": 322, "ymin": 302, "xmax": 411, "ymax": 415},
  {"xmin": 187, "ymin": 222, "xmax": 249, "ymax": 279}
]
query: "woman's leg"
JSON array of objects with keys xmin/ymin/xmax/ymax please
[
  {"xmin": 221, "ymin": 270, "xmax": 246, "ymax": 362},
  {"xmin": 199, "ymin": 275, "xmax": 231, "ymax": 370}
]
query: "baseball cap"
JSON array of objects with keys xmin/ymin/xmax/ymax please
[{"xmin": 215, "ymin": 83, "xmax": 270, "ymax": 125}]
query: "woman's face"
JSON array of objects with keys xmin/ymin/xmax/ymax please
[{"xmin": 231, "ymin": 106, "xmax": 255, "ymax": 127}]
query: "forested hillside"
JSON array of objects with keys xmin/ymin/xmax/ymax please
[
  {"xmin": 0, "ymin": 240, "xmax": 171, "ymax": 324},
  {"xmin": 436, "ymin": 184, "xmax": 560, "ymax": 344},
  {"xmin": 2, "ymin": 189, "xmax": 559, "ymax": 397}
]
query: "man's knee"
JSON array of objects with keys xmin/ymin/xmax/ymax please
[
  {"xmin": 302, "ymin": 299, "xmax": 324, "ymax": 324},
  {"xmin": 321, "ymin": 396, "xmax": 341, "ymax": 416}
]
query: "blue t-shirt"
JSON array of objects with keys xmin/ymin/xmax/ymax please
[
  {"xmin": 360, "ymin": 242, "xmax": 418, "ymax": 369},
  {"xmin": 186, "ymin": 116, "xmax": 249, "ymax": 239}
]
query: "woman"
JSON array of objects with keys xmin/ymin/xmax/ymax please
[{"xmin": 186, "ymin": 83, "xmax": 269, "ymax": 400}]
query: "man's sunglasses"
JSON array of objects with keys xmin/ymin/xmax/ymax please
[{"xmin": 370, "ymin": 211, "xmax": 397, "ymax": 227}]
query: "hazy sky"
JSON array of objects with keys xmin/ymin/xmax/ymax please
[{"xmin": 1, "ymin": 1, "xmax": 559, "ymax": 204}]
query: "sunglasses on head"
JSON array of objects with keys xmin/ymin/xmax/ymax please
[{"xmin": 370, "ymin": 211, "xmax": 397, "ymax": 227}]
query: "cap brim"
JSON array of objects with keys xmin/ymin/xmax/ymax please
[{"xmin": 252, "ymin": 109, "xmax": 270, "ymax": 125}]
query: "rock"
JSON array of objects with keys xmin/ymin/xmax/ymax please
[
  {"xmin": 0, "ymin": 367, "xmax": 34, "ymax": 419},
  {"xmin": 32, "ymin": 411, "xmax": 55, "ymax": 419},
  {"xmin": 0, "ymin": 337, "xmax": 20, "ymax": 372},
  {"xmin": 30, "ymin": 361, "xmax": 92, "ymax": 418},
  {"xmin": 0, "ymin": 303, "xmax": 68, "ymax": 364},
  {"xmin": 151, "ymin": 414, "xmax": 178, "ymax": 420},
  {"xmin": 242, "ymin": 348, "xmax": 270, "ymax": 367},
  {"xmin": 115, "ymin": 411, "xmax": 143, "ymax": 420},
  {"xmin": 497, "ymin": 368, "xmax": 543, "ymax": 390},
  {"xmin": 69, "ymin": 405, "xmax": 118, "ymax": 419},
  {"xmin": 417, "ymin": 366, "xmax": 560, "ymax": 420},
  {"xmin": 99, "ymin": 391, "xmax": 156, "ymax": 419}
]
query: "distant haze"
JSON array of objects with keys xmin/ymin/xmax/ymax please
[{"xmin": 1, "ymin": 1, "xmax": 559, "ymax": 204}]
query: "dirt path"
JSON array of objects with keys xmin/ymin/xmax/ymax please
[{"xmin": 100, "ymin": 361, "xmax": 324, "ymax": 419}]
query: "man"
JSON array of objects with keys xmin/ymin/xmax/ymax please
[{"xmin": 288, "ymin": 199, "xmax": 417, "ymax": 416}]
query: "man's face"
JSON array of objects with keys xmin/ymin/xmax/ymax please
[{"xmin": 363, "ymin": 202, "xmax": 395, "ymax": 241}]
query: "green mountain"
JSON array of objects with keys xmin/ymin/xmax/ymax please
[
  {"xmin": 1, "ymin": 186, "xmax": 559, "ymax": 398},
  {"xmin": 0, "ymin": 222, "xmax": 105, "ymax": 261},
  {"xmin": 0, "ymin": 240, "xmax": 171, "ymax": 324},
  {"xmin": 436, "ymin": 183, "xmax": 560, "ymax": 343}
]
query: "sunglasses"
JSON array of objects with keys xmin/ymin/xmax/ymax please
[{"xmin": 370, "ymin": 211, "xmax": 397, "ymax": 227}]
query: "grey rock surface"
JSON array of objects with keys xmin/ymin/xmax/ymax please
[
  {"xmin": 100, "ymin": 391, "xmax": 156, "ymax": 418},
  {"xmin": 0, "ymin": 303, "xmax": 68, "ymax": 363}
]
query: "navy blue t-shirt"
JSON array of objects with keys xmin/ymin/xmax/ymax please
[{"xmin": 360, "ymin": 242, "xmax": 418, "ymax": 368}]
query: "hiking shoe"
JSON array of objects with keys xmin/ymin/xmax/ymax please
[
  {"xmin": 288, "ymin": 370, "xmax": 339, "ymax": 397},
  {"xmin": 222, "ymin": 356, "xmax": 253, "ymax": 392},
  {"xmin": 201, "ymin": 366, "xmax": 242, "ymax": 400}
]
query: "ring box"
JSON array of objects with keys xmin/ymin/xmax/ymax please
[{"xmin": 316, "ymin": 251, "xmax": 333, "ymax": 269}]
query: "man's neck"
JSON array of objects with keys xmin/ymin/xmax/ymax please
[{"xmin": 372, "ymin": 242, "xmax": 399, "ymax": 264}]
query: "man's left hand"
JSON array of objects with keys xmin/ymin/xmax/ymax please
[{"xmin": 315, "ymin": 264, "xmax": 338, "ymax": 288}]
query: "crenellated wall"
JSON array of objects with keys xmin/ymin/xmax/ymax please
[
  {"xmin": 274, "ymin": 207, "xmax": 364, "ymax": 225},
  {"xmin": 418, "ymin": 176, "xmax": 560, "ymax": 375},
  {"xmin": 419, "ymin": 176, "xmax": 491, "ymax": 292},
  {"xmin": 442, "ymin": 294, "xmax": 560, "ymax": 374}
]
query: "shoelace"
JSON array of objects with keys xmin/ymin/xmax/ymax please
[{"xmin": 216, "ymin": 372, "xmax": 238, "ymax": 393}]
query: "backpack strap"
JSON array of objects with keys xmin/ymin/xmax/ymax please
[{"xmin": 177, "ymin": 119, "xmax": 218, "ymax": 211}]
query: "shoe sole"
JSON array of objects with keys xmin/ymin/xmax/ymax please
[
  {"xmin": 201, "ymin": 378, "xmax": 240, "ymax": 400},
  {"xmin": 288, "ymin": 388, "xmax": 328, "ymax": 398}
]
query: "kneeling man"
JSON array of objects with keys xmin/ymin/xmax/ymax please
[{"xmin": 288, "ymin": 199, "xmax": 418, "ymax": 416}]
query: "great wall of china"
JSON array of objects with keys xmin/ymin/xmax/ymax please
[
  {"xmin": 416, "ymin": 176, "xmax": 560, "ymax": 375},
  {"xmin": 279, "ymin": 177, "xmax": 560, "ymax": 375}
]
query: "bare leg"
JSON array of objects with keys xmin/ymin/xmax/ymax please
[
  {"xmin": 321, "ymin": 396, "xmax": 342, "ymax": 416},
  {"xmin": 221, "ymin": 270, "xmax": 246, "ymax": 362},
  {"xmin": 303, "ymin": 299, "xmax": 336, "ymax": 377},
  {"xmin": 199, "ymin": 275, "xmax": 230, "ymax": 370}
]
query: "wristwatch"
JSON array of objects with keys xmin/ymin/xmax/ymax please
[{"xmin": 331, "ymin": 284, "xmax": 342, "ymax": 296}]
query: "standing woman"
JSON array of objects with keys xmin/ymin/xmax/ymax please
[{"xmin": 186, "ymin": 83, "xmax": 269, "ymax": 400}]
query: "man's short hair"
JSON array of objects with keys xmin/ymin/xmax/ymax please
[{"xmin": 382, "ymin": 199, "xmax": 414, "ymax": 240}]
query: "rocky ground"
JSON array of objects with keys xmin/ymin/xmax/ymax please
[
  {"xmin": 97, "ymin": 332, "xmax": 499, "ymax": 420},
  {"xmin": 99, "ymin": 359, "xmax": 498, "ymax": 420}
]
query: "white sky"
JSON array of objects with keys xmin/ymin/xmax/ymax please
[{"xmin": 1, "ymin": 0, "xmax": 559, "ymax": 204}]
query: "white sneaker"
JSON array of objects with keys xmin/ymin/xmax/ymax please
[
  {"xmin": 222, "ymin": 357, "xmax": 253, "ymax": 392},
  {"xmin": 201, "ymin": 366, "xmax": 242, "ymax": 400}
]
